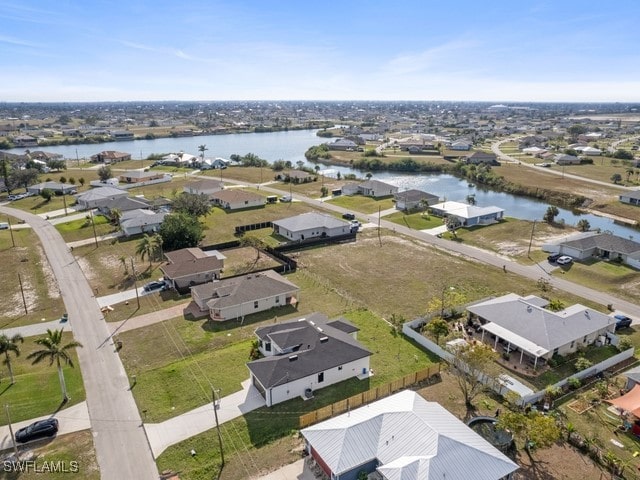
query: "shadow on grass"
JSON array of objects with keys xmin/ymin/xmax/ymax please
[
  {"xmin": 243, "ymin": 376, "xmax": 371, "ymax": 447},
  {"xmin": 0, "ymin": 383, "xmax": 14, "ymax": 397},
  {"xmin": 196, "ymin": 305, "xmax": 301, "ymax": 334}
]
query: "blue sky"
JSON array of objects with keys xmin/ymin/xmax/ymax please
[{"xmin": 2, "ymin": 0, "xmax": 640, "ymax": 102}]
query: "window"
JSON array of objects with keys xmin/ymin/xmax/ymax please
[
  {"xmin": 318, "ymin": 372, "xmax": 324, "ymax": 383},
  {"xmin": 265, "ymin": 342, "xmax": 271, "ymax": 352},
  {"xmin": 338, "ymin": 366, "xmax": 343, "ymax": 371},
  {"xmin": 583, "ymin": 336, "xmax": 588, "ymax": 343},
  {"xmin": 570, "ymin": 341, "xmax": 575, "ymax": 348},
  {"xmin": 254, "ymin": 300, "xmax": 259, "ymax": 309},
  {"xmin": 275, "ymin": 296, "xmax": 280, "ymax": 304}
]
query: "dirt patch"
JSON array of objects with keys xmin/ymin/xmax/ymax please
[{"xmin": 37, "ymin": 244, "xmax": 60, "ymax": 300}]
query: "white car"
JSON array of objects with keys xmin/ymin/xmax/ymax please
[{"xmin": 556, "ymin": 255, "xmax": 573, "ymax": 265}]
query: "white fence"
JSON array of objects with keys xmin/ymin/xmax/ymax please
[{"xmin": 403, "ymin": 317, "xmax": 635, "ymax": 405}]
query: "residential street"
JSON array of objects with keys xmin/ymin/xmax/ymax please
[{"xmin": 0, "ymin": 206, "xmax": 159, "ymax": 480}]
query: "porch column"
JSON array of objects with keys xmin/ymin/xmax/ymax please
[
  {"xmin": 519, "ymin": 350, "xmax": 524, "ymax": 364},
  {"xmin": 493, "ymin": 337, "xmax": 498, "ymax": 349},
  {"xmin": 534, "ymin": 356, "xmax": 538, "ymax": 369}
]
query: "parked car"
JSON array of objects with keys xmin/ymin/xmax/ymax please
[
  {"xmin": 556, "ymin": 255, "xmax": 573, "ymax": 265},
  {"xmin": 547, "ymin": 253, "xmax": 562, "ymax": 263},
  {"xmin": 0, "ymin": 222, "xmax": 8, "ymax": 230},
  {"xmin": 614, "ymin": 314, "xmax": 632, "ymax": 330},
  {"xmin": 60, "ymin": 313, "xmax": 68, "ymax": 323},
  {"xmin": 279, "ymin": 195, "xmax": 292, "ymax": 203},
  {"xmin": 15, "ymin": 418, "xmax": 59, "ymax": 443},
  {"xmin": 350, "ymin": 220, "xmax": 361, "ymax": 228},
  {"xmin": 342, "ymin": 212, "xmax": 355, "ymax": 220},
  {"xmin": 143, "ymin": 281, "xmax": 166, "ymax": 292}
]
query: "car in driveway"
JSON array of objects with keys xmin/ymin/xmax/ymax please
[
  {"xmin": 547, "ymin": 253, "xmax": 562, "ymax": 263},
  {"xmin": 15, "ymin": 418, "xmax": 59, "ymax": 443},
  {"xmin": 556, "ymin": 255, "xmax": 573, "ymax": 265},
  {"xmin": 143, "ymin": 281, "xmax": 166, "ymax": 293},
  {"xmin": 342, "ymin": 212, "xmax": 355, "ymax": 220},
  {"xmin": 615, "ymin": 314, "xmax": 633, "ymax": 330}
]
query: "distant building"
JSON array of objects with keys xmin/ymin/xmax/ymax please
[{"xmin": 90, "ymin": 151, "xmax": 132, "ymax": 164}]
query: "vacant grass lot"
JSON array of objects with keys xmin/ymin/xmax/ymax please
[
  {"xmin": 55, "ymin": 214, "xmax": 114, "ymax": 243},
  {"xmin": 0, "ymin": 228, "xmax": 66, "ymax": 328},
  {"xmin": 155, "ymin": 309, "xmax": 438, "ymax": 480},
  {"xmin": 326, "ymin": 195, "xmax": 394, "ymax": 214},
  {"xmin": 385, "ymin": 211, "xmax": 445, "ymax": 230},
  {"xmin": 0, "ymin": 331, "xmax": 84, "ymax": 426},
  {"xmin": 202, "ymin": 166, "xmax": 265, "ymax": 184}
]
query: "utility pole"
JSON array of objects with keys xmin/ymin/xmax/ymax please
[
  {"xmin": 90, "ymin": 210, "xmax": 98, "ymax": 248},
  {"xmin": 62, "ymin": 192, "xmax": 68, "ymax": 216},
  {"xmin": 130, "ymin": 258, "xmax": 140, "ymax": 309},
  {"xmin": 7, "ymin": 217, "xmax": 15, "ymax": 247},
  {"xmin": 378, "ymin": 206, "xmax": 382, "ymax": 246},
  {"xmin": 527, "ymin": 220, "xmax": 536, "ymax": 258},
  {"xmin": 212, "ymin": 387, "xmax": 225, "ymax": 467},
  {"xmin": 5, "ymin": 405, "xmax": 19, "ymax": 460},
  {"xmin": 17, "ymin": 273, "xmax": 28, "ymax": 314}
]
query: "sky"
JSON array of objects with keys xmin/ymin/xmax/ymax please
[{"xmin": 2, "ymin": 0, "xmax": 640, "ymax": 103}]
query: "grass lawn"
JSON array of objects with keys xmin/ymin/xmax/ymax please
[
  {"xmin": 326, "ymin": 195, "xmax": 394, "ymax": 214},
  {"xmin": 550, "ymin": 258, "xmax": 640, "ymax": 305},
  {"xmin": 0, "ymin": 228, "xmax": 66, "ymax": 328},
  {"xmin": 55, "ymin": 214, "xmax": 114, "ymax": 243},
  {"xmin": 385, "ymin": 211, "xmax": 446, "ymax": 230},
  {"xmin": 204, "ymin": 166, "xmax": 266, "ymax": 184},
  {"xmin": 155, "ymin": 309, "xmax": 438, "ymax": 480},
  {"xmin": 3, "ymin": 431, "xmax": 100, "ymax": 480},
  {"xmin": 0, "ymin": 332, "xmax": 84, "ymax": 426}
]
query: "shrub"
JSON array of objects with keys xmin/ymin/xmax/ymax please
[
  {"xmin": 575, "ymin": 357, "xmax": 593, "ymax": 372},
  {"xmin": 567, "ymin": 377, "xmax": 581, "ymax": 390}
]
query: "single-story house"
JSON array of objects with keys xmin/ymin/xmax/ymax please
[
  {"xmin": 13, "ymin": 135, "xmax": 38, "ymax": 147},
  {"xmin": 210, "ymin": 189, "xmax": 265, "ymax": 210},
  {"xmin": 190, "ymin": 269, "xmax": 300, "ymax": 321},
  {"xmin": 247, "ymin": 312, "xmax": 371, "ymax": 407},
  {"xmin": 522, "ymin": 146, "xmax": 548, "ymax": 155},
  {"xmin": 394, "ymin": 189, "xmax": 439, "ymax": 211},
  {"xmin": 26, "ymin": 181, "xmax": 77, "ymax": 195},
  {"xmin": 326, "ymin": 138, "xmax": 359, "ymax": 151},
  {"xmin": 301, "ymin": 390, "xmax": 519, "ymax": 480},
  {"xmin": 549, "ymin": 232, "xmax": 640, "ymax": 264},
  {"xmin": 90, "ymin": 151, "xmax": 132, "ymax": 164},
  {"xmin": 75, "ymin": 186, "xmax": 128, "ymax": 210},
  {"xmin": 111, "ymin": 130, "xmax": 134, "ymax": 141},
  {"xmin": 97, "ymin": 195, "xmax": 151, "ymax": 217},
  {"xmin": 554, "ymin": 154, "xmax": 580, "ymax": 165},
  {"xmin": 429, "ymin": 201, "xmax": 504, "ymax": 227},
  {"xmin": 119, "ymin": 209, "xmax": 167, "ymax": 237},
  {"xmin": 340, "ymin": 182, "xmax": 361, "ymax": 196},
  {"xmin": 466, "ymin": 151, "xmax": 499, "ymax": 166},
  {"xmin": 357, "ymin": 179, "xmax": 398, "ymax": 198},
  {"xmin": 29, "ymin": 151, "xmax": 64, "ymax": 162},
  {"xmin": 161, "ymin": 247, "xmax": 225, "ymax": 291},
  {"xmin": 620, "ymin": 190, "xmax": 640, "ymax": 206},
  {"xmin": 272, "ymin": 212, "xmax": 352, "ymax": 241},
  {"xmin": 118, "ymin": 170, "xmax": 168, "ymax": 184},
  {"xmin": 202, "ymin": 157, "xmax": 230, "ymax": 169},
  {"xmin": 623, "ymin": 365, "xmax": 640, "ymax": 391},
  {"xmin": 183, "ymin": 179, "xmax": 224, "ymax": 196},
  {"xmin": 574, "ymin": 146, "xmax": 602, "ymax": 156},
  {"xmin": 467, "ymin": 293, "xmax": 616, "ymax": 368},
  {"xmin": 275, "ymin": 170, "xmax": 316, "ymax": 184},
  {"xmin": 450, "ymin": 140, "xmax": 472, "ymax": 151}
]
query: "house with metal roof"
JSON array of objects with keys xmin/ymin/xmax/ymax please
[
  {"xmin": 247, "ymin": 312, "xmax": 370, "ymax": 407},
  {"xmin": 429, "ymin": 201, "xmax": 504, "ymax": 227},
  {"xmin": 272, "ymin": 212, "xmax": 352, "ymax": 241},
  {"xmin": 467, "ymin": 293, "xmax": 616, "ymax": 368},
  {"xmin": 190, "ymin": 269, "xmax": 299, "ymax": 321},
  {"xmin": 301, "ymin": 389, "xmax": 519, "ymax": 480},
  {"xmin": 160, "ymin": 247, "xmax": 225, "ymax": 291}
]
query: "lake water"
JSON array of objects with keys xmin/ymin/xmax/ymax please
[{"xmin": 6, "ymin": 130, "xmax": 639, "ymax": 238}]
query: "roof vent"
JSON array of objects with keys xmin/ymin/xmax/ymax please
[
  {"xmin": 320, "ymin": 336, "xmax": 329, "ymax": 343},
  {"xmin": 526, "ymin": 306, "xmax": 532, "ymax": 313},
  {"xmin": 289, "ymin": 355, "xmax": 298, "ymax": 362}
]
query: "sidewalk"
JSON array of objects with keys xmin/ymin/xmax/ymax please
[
  {"xmin": 108, "ymin": 303, "xmax": 189, "ymax": 336},
  {"xmin": 254, "ymin": 459, "xmax": 311, "ymax": 480},
  {"xmin": 67, "ymin": 231, "xmax": 123, "ymax": 248},
  {"xmin": 0, "ymin": 319, "xmax": 71, "ymax": 338},
  {"xmin": 144, "ymin": 378, "xmax": 266, "ymax": 457}
]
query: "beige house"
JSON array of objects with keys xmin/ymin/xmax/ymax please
[
  {"xmin": 161, "ymin": 247, "xmax": 225, "ymax": 291},
  {"xmin": 118, "ymin": 170, "xmax": 167, "ymax": 184},
  {"xmin": 183, "ymin": 179, "xmax": 224, "ymax": 197},
  {"xmin": 210, "ymin": 189, "xmax": 265, "ymax": 210},
  {"xmin": 190, "ymin": 270, "xmax": 299, "ymax": 321}
]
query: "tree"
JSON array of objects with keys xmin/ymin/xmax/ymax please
[
  {"xmin": 547, "ymin": 299, "xmax": 565, "ymax": 311},
  {"xmin": 119, "ymin": 255, "xmax": 129, "ymax": 276},
  {"xmin": 424, "ymin": 318, "xmax": 449, "ymax": 345},
  {"xmin": 0, "ymin": 333, "xmax": 23, "ymax": 384},
  {"xmin": 79, "ymin": 177, "xmax": 85, "ymax": 187},
  {"xmin": 97, "ymin": 165, "xmax": 112, "ymax": 182},
  {"xmin": 626, "ymin": 167, "xmax": 635, "ymax": 183},
  {"xmin": 110, "ymin": 208, "xmax": 122, "ymax": 226},
  {"xmin": 543, "ymin": 206, "xmax": 559, "ymax": 224},
  {"xmin": 610, "ymin": 173, "xmax": 622, "ymax": 185},
  {"xmin": 613, "ymin": 149, "xmax": 634, "ymax": 160},
  {"xmin": 419, "ymin": 198, "xmax": 430, "ymax": 217},
  {"xmin": 172, "ymin": 192, "xmax": 211, "ymax": 217},
  {"xmin": 158, "ymin": 213, "xmax": 204, "ymax": 251},
  {"xmin": 449, "ymin": 342, "xmax": 499, "ymax": 409},
  {"xmin": 320, "ymin": 186, "xmax": 329, "ymax": 197},
  {"xmin": 0, "ymin": 158, "xmax": 11, "ymax": 193},
  {"xmin": 41, "ymin": 188, "xmax": 54, "ymax": 202},
  {"xmin": 9, "ymin": 168, "xmax": 39, "ymax": 190},
  {"xmin": 136, "ymin": 234, "xmax": 154, "ymax": 267},
  {"xmin": 198, "ymin": 144, "xmax": 208, "ymax": 162},
  {"xmin": 497, "ymin": 410, "xmax": 560, "ymax": 453},
  {"xmin": 466, "ymin": 194, "xmax": 476, "ymax": 205},
  {"xmin": 151, "ymin": 233, "xmax": 164, "ymax": 261},
  {"xmin": 48, "ymin": 159, "xmax": 67, "ymax": 171},
  {"xmin": 576, "ymin": 219, "xmax": 590, "ymax": 232},
  {"xmin": 365, "ymin": 172, "xmax": 373, "ymax": 180},
  {"xmin": 27, "ymin": 329, "xmax": 83, "ymax": 402},
  {"xmin": 445, "ymin": 215, "xmax": 461, "ymax": 238},
  {"xmin": 426, "ymin": 287, "xmax": 466, "ymax": 319}
]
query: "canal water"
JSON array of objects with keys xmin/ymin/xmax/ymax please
[{"xmin": 6, "ymin": 130, "xmax": 638, "ymax": 238}]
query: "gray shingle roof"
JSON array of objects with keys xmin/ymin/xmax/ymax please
[
  {"xmin": 561, "ymin": 233, "xmax": 640, "ymax": 255},
  {"xmin": 248, "ymin": 313, "xmax": 370, "ymax": 388},
  {"xmin": 273, "ymin": 212, "xmax": 349, "ymax": 232},
  {"xmin": 161, "ymin": 248, "xmax": 224, "ymax": 278}
]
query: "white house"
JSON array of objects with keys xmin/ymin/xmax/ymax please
[
  {"xmin": 190, "ymin": 270, "xmax": 299, "ymax": 321},
  {"xmin": 301, "ymin": 390, "xmax": 519, "ymax": 480},
  {"xmin": 183, "ymin": 179, "xmax": 224, "ymax": 196},
  {"xmin": 272, "ymin": 212, "xmax": 352, "ymax": 241},
  {"xmin": 394, "ymin": 189, "xmax": 439, "ymax": 211},
  {"xmin": 247, "ymin": 313, "xmax": 371, "ymax": 407},
  {"xmin": 119, "ymin": 209, "xmax": 167, "ymax": 237},
  {"xmin": 429, "ymin": 201, "xmax": 504, "ymax": 227},
  {"xmin": 620, "ymin": 190, "xmax": 640, "ymax": 206}
]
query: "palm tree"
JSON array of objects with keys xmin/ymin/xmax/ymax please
[
  {"xmin": 151, "ymin": 233, "xmax": 164, "ymax": 262},
  {"xmin": 119, "ymin": 255, "xmax": 129, "ymax": 276},
  {"xmin": 27, "ymin": 329, "xmax": 83, "ymax": 402},
  {"xmin": 136, "ymin": 234, "xmax": 154, "ymax": 267},
  {"xmin": 626, "ymin": 168, "xmax": 635, "ymax": 183},
  {"xmin": 110, "ymin": 208, "xmax": 122, "ymax": 226},
  {"xmin": 0, "ymin": 334, "xmax": 23, "ymax": 384},
  {"xmin": 198, "ymin": 144, "xmax": 208, "ymax": 164}
]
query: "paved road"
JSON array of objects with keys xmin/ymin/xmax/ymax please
[{"xmin": 0, "ymin": 206, "xmax": 159, "ymax": 480}]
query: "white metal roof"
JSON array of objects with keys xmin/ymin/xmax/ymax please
[
  {"xmin": 481, "ymin": 322, "xmax": 549, "ymax": 357},
  {"xmin": 302, "ymin": 390, "xmax": 518, "ymax": 480}
]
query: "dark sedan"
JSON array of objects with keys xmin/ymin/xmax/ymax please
[{"xmin": 15, "ymin": 418, "xmax": 59, "ymax": 443}]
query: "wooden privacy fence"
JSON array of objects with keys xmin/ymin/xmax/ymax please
[{"xmin": 299, "ymin": 363, "xmax": 441, "ymax": 429}]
